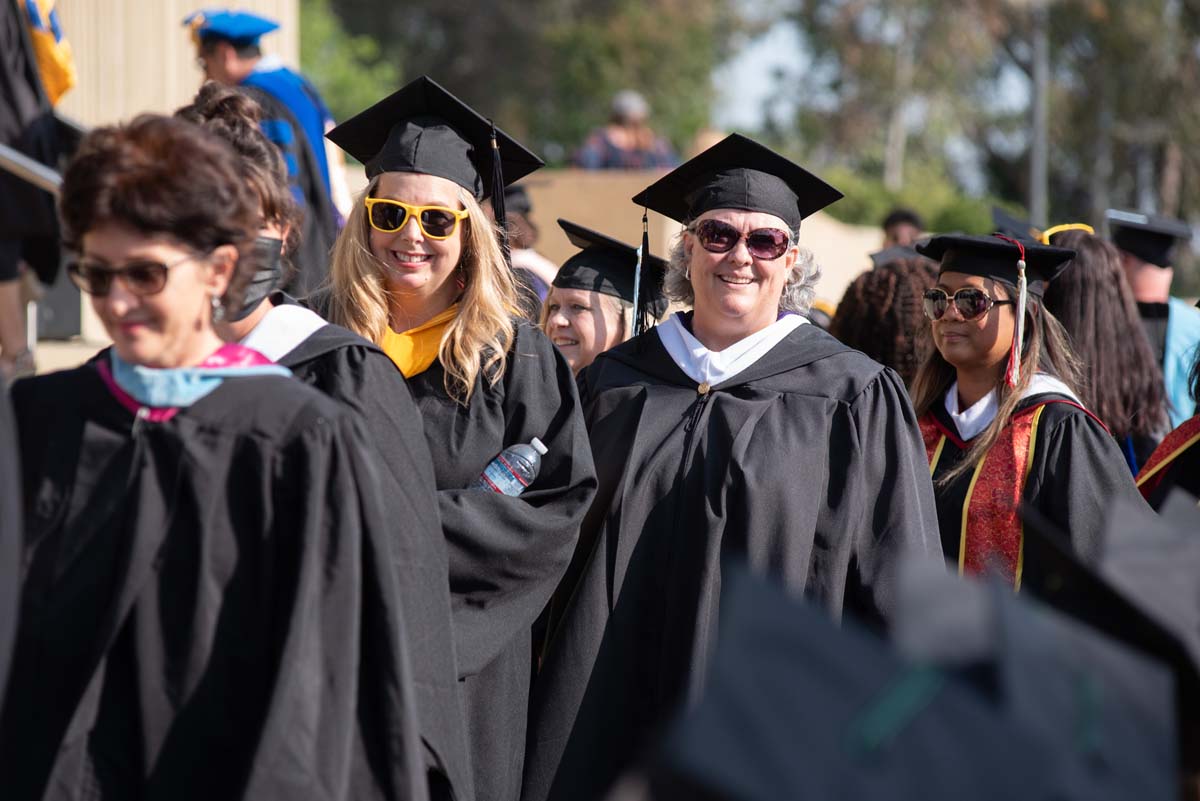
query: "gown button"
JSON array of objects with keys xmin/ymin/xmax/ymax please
[{"xmin": 698, "ymin": 382, "xmax": 710, "ymax": 395}]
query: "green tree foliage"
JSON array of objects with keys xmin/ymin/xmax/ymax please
[
  {"xmin": 298, "ymin": 0, "xmax": 400, "ymax": 124},
  {"xmin": 322, "ymin": 0, "xmax": 739, "ymax": 163}
]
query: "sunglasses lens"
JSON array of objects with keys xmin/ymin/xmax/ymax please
[
  {"xmin": 369, "ymin": 202, "xmax": 407, "ymax": 232},
  {"xmin": 745, "ymin": 229, "xmax": 790, "ymax": 260},
  {"xmin": 125, "ymin": 262, "xmax": 168, "ymax": 295},
  {"xmin": 694, "ymin": 220, "xmax": 739, "ymax": 253},
  {"xmin": 419, "ymin": 208, "xmax": 459, "ymax": 238},
  {"xmin": 922, "ymin": 290, "xmax": 949, "ymax": 320},
  {"xmin": 68, "ymin": 262, "xmax": 110, "ymax": 296},
  {"xmin": 954, "ymin": 289, "xmax": 990, "ymax": 320}
]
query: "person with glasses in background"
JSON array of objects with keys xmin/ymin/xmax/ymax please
[
  {"xmin": 321, "ymin": 76, "xmax": 597, "ymax": 801},
  {"xmin": 174, "ymin": 82, "xmax": 471, "ymax": 801},
  {"xmin": 909, "ymin": 234, "xmax": 1146, "ymax": 587},
  {"xmin": 523, "ymin": 134, "xmax": 942, "ymax": 801},
  {"xmin": 1, "ymin": 114, "xmax": 429, "ymax": 799}
]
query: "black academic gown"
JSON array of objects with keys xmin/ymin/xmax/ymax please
[
  {"xmin": 271, "ymin": 302, "xmax": 473, "ymax": 801},
  {"xmin": 522, "ymin": 322, "xmax": 943, "ymax": 801},
  {"xmin": 2, "ymin": 366, "xmax": 428, "ymax": 801},
  {"xmin": 0, "ymin": 376, "xmax": 19, "ymax": 704},
  {"xmin": 925, "ymin": 392, "xmax": 1148, "ymax": 565},
  {"xmin": 404, "ymin": 321, "xmax": 597, "ymax": 801}
]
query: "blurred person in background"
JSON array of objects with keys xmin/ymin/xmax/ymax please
[
  {"xmin": 911, "ymin": 234, "xmax": 1146, "ymax": 586},
  {"xmin": 176, "ymin": 81, "xmax": 471, "ymax": 801},
  {"xmin": 574, "ymin": 89, "xmax": 679, "ymax": 170},
  {"xmin": 541, "ymin": 218, "xmax": 668, "ymax": 375},
  {"xmin": 0, "ymin": 0, "xmax": 77, "ymax": 378},
  {"xmin": 1042, "ymin": 227, "xmax": 1170, "ymax": 473},
  {"xmin": 880, "ymin": 206, "xmax": 923, "ymax": 249},
  {"xmin": 830, "ymin": 251, "xmax": 939, "ymax": 386},
  {"xmin": 185, "ymin": 8, "xmax": 341, "ymax": 294},
  {"xmin": 1, "ymin": 113, "xmax": 427, "ymax": 800}
]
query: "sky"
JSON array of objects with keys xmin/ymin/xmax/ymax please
[{"xmin": 711, "ymin": 20, "xmax": 806, "ymax": 134}]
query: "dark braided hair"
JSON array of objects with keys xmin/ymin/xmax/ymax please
[
  {"xmin": 830, "ymin": 255, "xmax": 939, "ymax": 385},
  {"xmin": 1043, "ymin": 230, "xmax": 1169, "ymax": 440}
]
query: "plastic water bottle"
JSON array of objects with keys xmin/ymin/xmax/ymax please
[{"xmin": 471, "ymin": 437, "xmax": 548, "ymax": 496}]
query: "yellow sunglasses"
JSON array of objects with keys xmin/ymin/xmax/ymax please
[{"xmin": 364, "ymin": 198, "xmax": 469, "ymax": 239}]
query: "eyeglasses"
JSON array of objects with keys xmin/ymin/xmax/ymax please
[
  {"xmin": 364, "ymin": 198, "xmax": 469, "ymax": 239},
  {"xmin": 66, "ymin": 253, "xmax": 204, "ymax": 297},
  {"xmin": 922, "ymin": 287, "xmax": 1014, "ymax": 321},
  {"xmin": 689, "ymin": 218, "xmax": 793, "ymax": 261}
]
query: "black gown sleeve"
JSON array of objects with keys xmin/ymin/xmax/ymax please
[
  {"xmin": 439, "ymin": 329, "xmax": 597, "ymax": 677},
  {"xmin": 246, "ymin": 411, "xmax": 428, "ymax": 801},
  {"xmin": 1027, "ymin": 408, "xmax": 1151, "ymax": 564},
  {"xmin": 0, "ymin": 377, "xmax": 18, "ymax": 702},
  {"xmin": 841, "ymin": 368, "xmax": 944, "ymax": 620}
]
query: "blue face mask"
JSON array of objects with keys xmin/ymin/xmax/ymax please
[{"xmin": 109, "ymin": 349, "xmax": 291, "ymax": 409}]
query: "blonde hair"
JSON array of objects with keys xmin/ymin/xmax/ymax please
[
  {"xmin": 910, "ymin": 287, "xmax": 1083, "ymax": 487},
  {"xmin": 663, "ymin": 225, "xmax": 821, "ymax": 315},
  {"xmin": 325, "ymin": 175, "xmax": 521, "ymax": 403},
  {"xmin": 539, "ymin": 290, "xmax": 638, "ymax": 342}
]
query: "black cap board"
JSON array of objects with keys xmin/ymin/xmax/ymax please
[
  {"xmin": 325, "ymin": 75, "xmax": 543, "ymax": 200},
  {"xmin": 631, "ymin": 133, "xmax": 842, "ymax": 229},
  {"xmin": 916, "ymin": 234, "xmax": 1074, "ymax": 298},
  {"xmin": 1106, "ymin": 209, "xmax": 1192, "ymax": 268},
  {"xmin": 503, "ymin": 184, "xmax": 532, "ymax": 217},
  {"xmin": 990, "ymin": 206, "xmax": 1041, "ymax": 244},
  {"xmin": 554, "ymin": 219, "xmax": 669, "ymax": 319}
]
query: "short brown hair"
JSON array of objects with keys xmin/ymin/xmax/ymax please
[{"xmin": 59, "ymin": 114, "xmax": 260, "ymax": 313}]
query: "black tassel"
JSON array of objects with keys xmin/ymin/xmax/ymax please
[
  {"xmin": 489, "ymin": 121, "xmax": 511, "ymax": 267},
  {"xmin": 634, "ymin": 209, "xmax": 650, "ymax": 336}
]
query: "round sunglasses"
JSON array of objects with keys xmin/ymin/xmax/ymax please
[
  {"xmin": 365, "ymin": 198, "xmax": 469, "ymax": 239},
  {"xmin": 689, "ymin": 219, "xmax": 793, "ymax": 261},
  {"xmin": 922, "ymin": 287, "xmax": 1014, "ymax": 321},
  {"xmin": 66, "ymin": 253, "xmax": 205, "ymax": 297}
]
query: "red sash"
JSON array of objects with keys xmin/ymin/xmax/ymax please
[
  {"xmin": 1136, "ymin": 415, "xmax": 1200, "ymax": 499},
  {"xmin": 920, "ymin": 400, "xmax": 1084, "ymax": 588}
]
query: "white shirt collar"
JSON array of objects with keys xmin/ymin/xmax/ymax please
[
  {"xmin": 944, "ymin": 373, "xmax": 1082, "ymax": 441},
  {"xmin": 239, "ymin": 303, "xmax": 328, "ymax": 362},
  {"xmin": 656, "ymin": 312, "xmax": 806, "ymax": 387}
]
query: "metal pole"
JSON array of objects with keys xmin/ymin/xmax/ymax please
[
  {"xmin": 0, "ymin": 142, "xmax": 61, "ymax": 196},
  {"xmin": 1029, "ymin": 1, "xmax": 1049, "ymax": 228}
]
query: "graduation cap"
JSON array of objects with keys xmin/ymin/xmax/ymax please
[
  {"xmin": 504, "ymin": 184, "xmax": 533, "ymax": 217},
  {"xmin": 893, "ymin": 562, "xmax": 1178, "ymax": 798},
  {"xmin": 1021, "ymin": 493, "xmax": 1200, "ymax": 772},
  {"xmin": 183, "ymin": 9, "xmax": 279, "ymax": 47},
  {"xmin": 645, "ymin": 566, "xmax": 1068, "ymax": 801},
  {"xmin": 990, "ymin": 207, "xmax": 1041, "ymax": 245},
  {"xmin": 916, "ymin": 234, "xmax": 1075, "ymax": 387},
  {"xmin": 1106, "ymin": 209, "xmax": 1192, "ymax": 268},
  {"xmin": 869, "ymin": 244, "xmax": 928, "ymax": 269},
  {"xmin": 326, "ymin": 76, "xmax": 544, "ymax": 261},
  {"xmin": 631, "ymin": 133, "xmax": 842, "ymax": 230},
  {"xmin": 555, "ymin": 219, "xmax": 669, "ymax": 327}
]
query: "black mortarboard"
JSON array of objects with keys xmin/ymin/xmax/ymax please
[
  {"xmin": 869, "ymin": 244, "xmax": 927, "ymax": 269},
  {"xmin": 631, "ymin": 134, "xmax": 842, "ymax": 230},
  {"xmin": 504, "ymin": 184, "xmax": 533, "ymax": 216},
  {"xmin": 554, "ymin": 219, "xmax": 669, "ymax": 320},
  {"xmin": 1106, "ymin": 209, "xmax": 1192, "ymax": 268},
  {"xmin": 990, "ymin": 206, "xmax": 1041, "ymax": 244},
  {"xmin": 326, "ymin": 75, "xmax": 542, "ymax": 200},
  {"xmin": 646, "ymin": 566, "xmax": 1067, "ymax": 801},
  {"xmin": 1021, "ymin": 494, "xmax": 1200, "ymax": 771},
  {"xmin": 893, "ymin": 562, "xmax": 1178, "ymax": 798},
  {"xmin": 916, "ymin": 234, "xmax": 1073, "ymax": 297}
]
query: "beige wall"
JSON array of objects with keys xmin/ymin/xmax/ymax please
[{"xmin": 51, "ymin": 0, "xmax": 298, "ymax": 340}]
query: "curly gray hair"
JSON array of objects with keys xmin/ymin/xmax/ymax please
[{"xmin": 662, "ymin": 225, "xmax": 823, "ymax": 316}]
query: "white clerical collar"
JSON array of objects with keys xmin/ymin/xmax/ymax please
[
  {"xmin": 252, "ymin": 55, "xmax": 286, "ymax": 74},
  {"xmin": 239, "ymin": 303, "xmax": 328, "ymax": 362},
  {"xmin": 657, "ymin": 312, "xmax": 806, "ymax": 387},
  {"xmin": 944, "ymin": 373, "xmax": 1082, "ymax": 441}
]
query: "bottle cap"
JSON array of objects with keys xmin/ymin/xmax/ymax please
[{"xmin": 530, "ymin": 437, "xmax": 548, "ymax": 455}]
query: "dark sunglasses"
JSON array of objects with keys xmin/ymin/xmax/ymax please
[
  {"xmin": 364, "ymin": 198, "xmax": 469, "ymax": 239},
  {"xmin": 922, "ymin": 287, "xmax": 1014, "ymax": 321},
  {"xmin": 690, "ymin": 218, "xmax": 793, "ymax": 261},
  {"xmin": 66, "ymin": 253, "xmax": 203, "ymax": 297}
]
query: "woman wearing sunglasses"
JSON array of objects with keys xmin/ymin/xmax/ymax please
[
  {"xmin": 323, "ymin": 77, "xmax": 596, "ymax": 801},
  {"xmin": 910, "ymin": 234, "xmax": 1145, "ymax": 585},
  {"xmin": 177, "ymin": 83, "xmax": 471, "ymax": 801},
  {"xmin": 2, "ymin": 115, "xmax": 429, "ymax": 798},
  {"xmin": 523, "ymin": 135, "xmax": 942, "ymax": 801}
]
